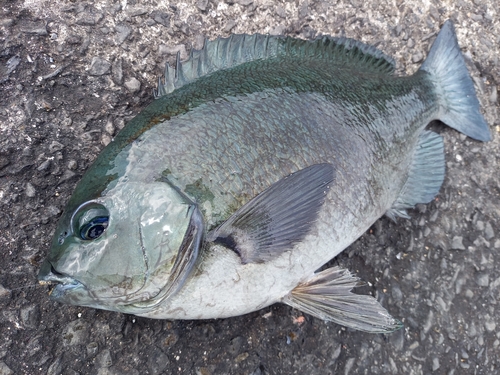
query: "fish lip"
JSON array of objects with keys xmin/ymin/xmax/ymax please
[{"xmin": 38, "ymin": 263, "xmax": 85, "ymax": 291}]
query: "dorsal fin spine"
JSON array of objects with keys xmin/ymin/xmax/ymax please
[{"xmin": 155, "ymin": 34, "xmax": 396, "ymax": 98}]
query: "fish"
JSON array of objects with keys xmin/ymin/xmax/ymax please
[{"xmin": 38, "ymin": 20, "xmax": 490, "ymax": 333}]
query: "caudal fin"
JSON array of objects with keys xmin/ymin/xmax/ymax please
[{"xmin": 420, "ymin": 20, "xmax": 491, "ymax": 141}]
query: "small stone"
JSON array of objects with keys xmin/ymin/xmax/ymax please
[
  {"xmin": 0, "ymin": 18, "xmax": 14, "ymax": 27},
  {"xmin": 101, "ymin": 134, "xmax": 112, "ymax": 146},
  {"xmin": 37, "ymin": 159, "xmax": 51, "ymax": 171},
  {"xmin": 0, "ymin": 155, "xmax": 9, "ymax": 170},
  {"xmin": 158, "ymin": 44, "xmax": 188, "ymax": 60},
  {"xmin": 127, "ymin": 7, "xmax": 148, "ymax": 17},
  {"xmin": 76, "ymin": 11, "xmax": 103, "ymax": 26},
  {"xmin": 197, "ymin": 0, "xmax": 209, "ymax": 11},
  {"xmin": 412, "ymin": 51, "xmax": 424, "ymax": 63},
  {"xmin": 89, "ymin": 57, "xmax": 111, "ymax": 76},
  {"xmin": 432, "ymin": 357, "xmax": 440, "ymax": 371},
  {"xmin": 25, "ymin": 182, "xmax": 36, "ymax": 197},
  {"xmin": 58, "ymin": 169, "xmax": 76, "ymax": 184},
  {"xmin": 147, "ymin": 346, "xmax": 170, "ymax": 374},
  {"xmin": 233, "ymin": 0, "xmax": 253, "ymax": 5},
  {"xmin": 49, "ymin": 141, "xmax": 64, "ymax": 153},
  {"xmin": 68, "ymin": 160, "xmax": 78, "ymax": 170},
  {"xmin": 275, "ymin": 6, "xmax": 286, "ymax": 18},
  {"xmin": 484, "ymin": 320, "xmax": 496, "ymax": 331},
  {"xmin": 20, "ymin": 21, "xmax": 48, "ymax": 35},
  {"xmin": 476, "ymin": 220, "xmax": 484, "ymax": 231},
  {"xmin": 112, "ymin": 58, "xmax": 123, "ymax": 84},
  {"xmin": 62, "ymin": 319, "xmax": 89, "ymax": 346},
  {"xmin": 46, "ymin": 205, "xmax": 62, "ymax": 217},
  {"xmin": 451, "ymin": 236, "xmax": 465, "ymax": 250},
  {"xmin": 124, "ymin": 77, "xmax": 141, "ymax": 93},
  {"xmin": 0, "ymin": 284, "xmax": 10, "ymax": 298},
  {"xmin": 87, "ymin": 342, "xmax": 99, "ymax": 358},
  {"xmin": 95, "ymin": 349, "xmax": 112, "ymax": 368},
  {"xmin": 114, "ymin": 24, "xmax": 131, "ymax": 45},
  {"xmin": 484, "ymin": 222, "xmax": 494, "ymax": 240},
  {"xmin": 150, "ymin": 11, "xmax": 170, "ymax": 27},
  {"xmin": 47, "ymin": 355, "xmax": 62, "ymax": 375},
  {"xmin": 476, "ymin": 273, "xmax": 489, "ymax": 287},
  {"xmin": 224, "ymin": 20, "xmax": 236, "ymax": 33},
  {"xmin": 105, "ymin": 119, "xmax": 115, "ymax": 136},
  {"xmin": 269, "ymin": 25, "xmax": 286, "ymax": 35},
  {"xmin": 0, "ymin": 361, "xmax": 13, "ymax": 375}
]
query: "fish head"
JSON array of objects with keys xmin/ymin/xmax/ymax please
[{"xmin": 38, "ymin": 181, "xmax": 203, "ymax": 313}]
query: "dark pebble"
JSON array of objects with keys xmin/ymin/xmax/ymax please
[{"xmin": 89, "ymin": 57, "xmax": 111, "ymax": 76}]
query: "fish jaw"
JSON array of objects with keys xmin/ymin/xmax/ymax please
[{"xmin": 38, "ymin": 260, "xmax": 96, "ymax": 307}]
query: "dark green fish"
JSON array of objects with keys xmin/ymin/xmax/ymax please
[{"xmin": 38, "ymin": 21, "xmax": 490, "ymax": 333}]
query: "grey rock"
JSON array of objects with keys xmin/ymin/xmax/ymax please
[
  {"xmin": 147, "ymin": 346, "xmax": 169, "ymax": 374},
  {"xmin": 37, "ymin": 159, "xmax": 51, "ymax": 171},
  {"xmin": 20, "ymin": 21, "xmax": 47, "ymax": 35},
  {"xmin": 46, "ymin": 205, "xmax": 61, "ymax": 217},
  {"xmin": 275, "ymin": 6, "xmax": 286, "ymax": 18},
  {"xmin": 58, "ymin": 169, "xmax": 77, "ymax": 184},
  {"xmin": 25, "ymin": 182, "xmax": 36, "ymax": 197},
  {"xmin": 112, "ymin": 58, "xmax": 123, "ymax": 84},
  {"xmin": 115, "ymin": 24, "xmax": 131, "ymax": 45},
  {"xmin": 224, "ymin": 20, "xmax": 236, "ymax": 33},
  {"xmin": 0, "ymin": 18, "xmax": 14, "ymax": 27},
  {"xmin": 127, "ymin": 7, "xmax": 148, "ymax": 17},
  {"xmin": 228, "ymin": 0, "xmax": 254, "ymax": 5},
  {"xmin": 0, "ymin": 155, "xmax": 9, "ymax": 170},
  {"xmin": 432, "ymin": 357, "xmax": 440, "ymax": 371},
  {"xmin": 270, "ymin": 25, "xmax": 286, "ymax": 35},
  {"xmin": 76, "ymin": 11, "xmax": 103, "ymax": 26},
  {"xmin": 124, "ymin": 77, "xmax": 141, "ymax": 93},
  {"xmin": 68, "ymin": 160, "xmax": 78, "ymax": 170},
  {"xmin": 412, "ymin": 51, "xmax": 424, "ymax": 63},
  {"xmin": 0, "ymin": 56, "xmax": 21, "ymax": 83},
  {"xmin": 62, "ymin": 319, "xmax": 89, "ymax": 346},
  {"xmin": 197, "ymin": 0, "xmax": 209, "ymax": 11},
  {"xmin": 20, "ymin": 305, "xmax": 40, "ymax": 328},
  {"xmin": 484, "ymin": 222, "xmax": 494, "ymax": 239},
  {"xmin": 87, "ymin": 342, "xmax": 99, "ymax": 358},
  {"xmin": 47, "ymin": 355, "xmax": 63, "ymax": 375},
  {"xmin": 0, "ymin": 361, "xmax": 13, "ymax": 375},
  {"xmin": 0, "ymin": 285, "xmax": 10, "ymax": 298},
  {"xmin": 95, "ymin": 349, "xmax": 112, "ymax": 368},
  {"xmin": 89, "ymin": 57, "xmax": 111, "ymax": 76},
  {"xmin": 158, "ymin": 44, "xmax": 188, "ymax": 60},
  {"xmin": 150, "ymin": 11, "xmax": 170, "ymax": 27},
  {"xmin": 451, "ymin": 236, "xmax": 466, "ymax": 250},
  {"xmin": 49, "ymin": 141, "xmax": 64, "ymax": 153},
  {"xmin": 476, "ymin": 273, "xmax": 489, "ymax": 287}
]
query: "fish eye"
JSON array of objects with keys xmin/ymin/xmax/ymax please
[
  {"xmin": 72, "ymin": 202, "xmax": 110, "ymax": 241},
  {"xmin": 80, "ymin": 216, "xmax": 109, "ymax": 240}
]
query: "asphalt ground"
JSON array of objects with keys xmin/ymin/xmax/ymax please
[{"xmin": 0, "ymin": 1, "xmax": 499, "ymax": 374}]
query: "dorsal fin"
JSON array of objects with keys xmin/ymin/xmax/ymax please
[{"xmin": 154, "ymin": 34, "xmax": 395, "ymax": 98}]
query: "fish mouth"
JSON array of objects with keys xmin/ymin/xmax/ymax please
[{"xmin": 38, "ymin": 263, "xmax": 85, "ymax": 297}]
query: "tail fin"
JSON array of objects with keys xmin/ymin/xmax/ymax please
[{"xmin": 420, "ymin": 20, "xmax": 491, "ymax": 141}]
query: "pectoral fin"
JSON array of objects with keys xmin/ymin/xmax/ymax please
[
  {"xmin": 207, "ymin": 163, "xmax": 335, "ymax": 264},
  {"xmin": 282, "ymin": 267, "xmax": 403, "ymax": 333}
]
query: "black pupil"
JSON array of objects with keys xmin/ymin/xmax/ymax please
[{"xmin": 81, "ymin": 216, "xmax": 109, "ymax": 240}]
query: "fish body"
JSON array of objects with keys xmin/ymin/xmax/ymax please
[{"xmin": 39, "ymin": 21, "xmax": 490, "ymax": 333}]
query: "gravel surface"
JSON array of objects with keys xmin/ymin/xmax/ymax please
[{"xmin": 1, "ymin": 1, "xmax": 499, "ymax": 374}]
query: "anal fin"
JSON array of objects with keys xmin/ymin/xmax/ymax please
[
  {"xmin": 386, "ymin": 130, "xmax": 445, "ymax": 220},
  {"xmin": 282, "ymin": 267, "xmax": 402, "ymax": 333}
]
